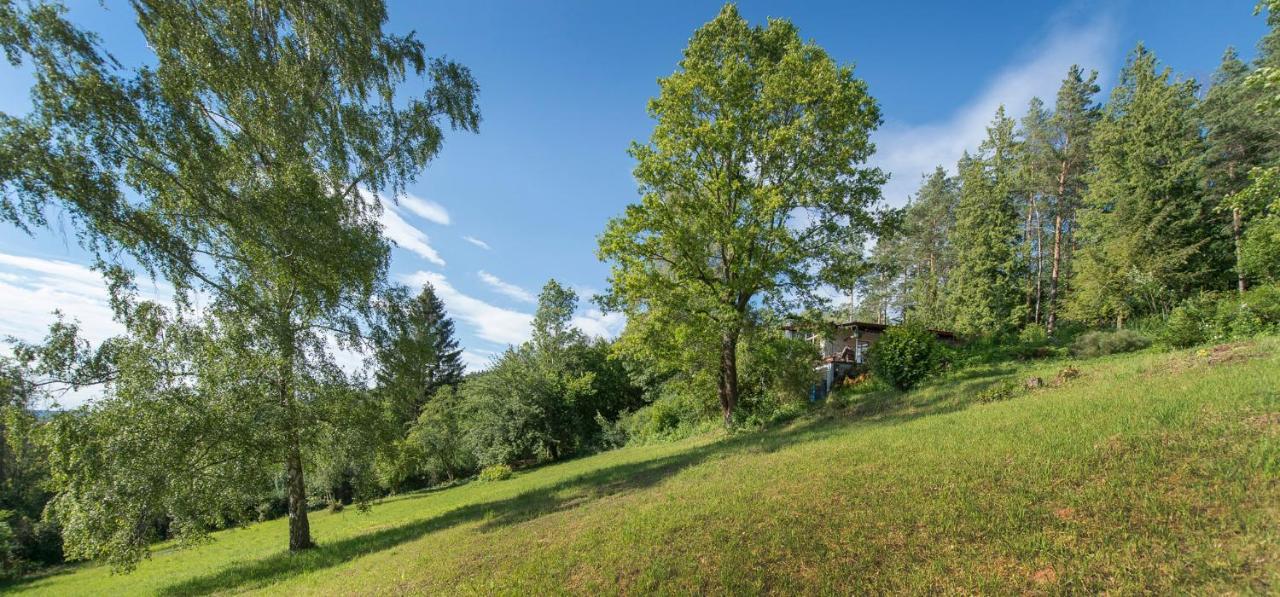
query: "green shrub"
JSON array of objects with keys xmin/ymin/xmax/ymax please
[
  {"xmin": 1018, "ymin": 324, "xmax": 1048, "ymax": 345},
  {"xmin": 1241, "ymin": 216, "xmax": 1280, "ymax": 283},
  {"xmin": 1070, "ymin": 330, "xmax": 1151, "ymax": 358},
  {"xmin": 1159, "ymin": 287, "xmax": 1280, "ymax": 348},
  {"xmin": 867, "ymin": 324, "xmax": 941, "ymax": 390},
  {"xmin": 1163, "ymin": 304, "xmax": 1208, "ymax": 348},
  {"xmin": 976, "ymin": 380, "xmax": 1019, "ymax": 403},
  {"xmin": 477, "ymin": 463, "xmax": 513, "ymax": 482}
]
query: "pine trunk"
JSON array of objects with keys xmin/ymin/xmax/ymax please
[
  {"xmin": 1047, "ymin": 213, "xmax": 1063, "ymax": 335},
  {"xmin": 1034, "ymin": 205, "xmax": 1043, "ymax": 324},
  {"xmin": 717, "ymin": 329, "xmax": 739, "ymax": 426},
  {"xmin": 1047, "ymin": 158, "xmax": 1070, "ymax": 336},
  {"xmin": 1025, "ymin": 198, "xmax": 1035, "ymax": 322},
  {"xmin": 1233, "ymin": 206, "xmax": 1246, "ymax": 295}
]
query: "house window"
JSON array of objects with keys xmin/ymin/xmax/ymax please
[{"xmin": 855, "ymin": 340, "xmax": 870, "ymax": 364}]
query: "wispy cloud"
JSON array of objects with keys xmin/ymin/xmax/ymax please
[
  {"xmin": 0, "ymin": 253, "xmax": 121, "ymax": 348},
  {"xmin": 871, "ymin": 15, "xmax": 1117, "ymax": 207},
  {"xmin": 477, "ymin": 270, "xmax": 536, "ymax": 303},
  {"xmin": 399, "ymin": 193, "xmax": 451, "ymax": 226},
  {"xmin": 401, "ymin": 270, "xmax": 533, "ymax": 346},
  {"xmin": 462, "ymin": 235, "xmax": 491, "ymax": 250},
  {"xmin": 377, "ymin": 198, "xmax": 446, "ymax": 266}
]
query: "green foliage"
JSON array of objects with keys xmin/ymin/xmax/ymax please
[
  {"xmin": 1163, "ymin": 299, "xmax": 1214, "ymax": 348},
  {"xmin": 1161, "ymin": 287, "xmax": 1280, "ymax": 347},
  {"xmin": 374, "ymin": 284, "xmax": 465, "ymax": 429},
  {"xmin": 1018, "ymin": 323, "xmax": 1048, "ymax": 345},
  {"xmin": 975, "ymin": 380, "xmax": 1019, "ymax": 403},
  {"xmin": 1070, "ymin": 45, "xmax": 1226, "ymax": 325},
  {"xmin": 1242, "ymin": 214, "xmax": 1280, "ymax": 283},
  {"xmin": 867, "ymin": 324, "xmax": 941, "ymax": 390},
  {"xmin": 874, "ymin": 167, "xmax": 959, "ymax": 328},
  {"xmin": 946, "ymin": 108, "xmax": 1025, "ymax": 337},
  {"xmin": 598, "ymin": 4, "xmax": 884, "ymax": 423},
  {"xmin": 1069, "ymin": 330, "xmax": 1152, "ymax": 358},
  {"xmin": 1, "ymin": 0, "xmax": 482, "ymax": 567},
  {"xmin": 477, "ymin": 464, "xmax": 513, "ymax": 483}
]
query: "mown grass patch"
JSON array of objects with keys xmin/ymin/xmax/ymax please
[{"xmin": 8, "ymin": 339, "xmax": 1280, "ymax": 594}]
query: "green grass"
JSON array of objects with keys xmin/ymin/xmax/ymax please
[{"xmin": 9, "ymin": 339, "xmax": 1280, "ymax": 594}]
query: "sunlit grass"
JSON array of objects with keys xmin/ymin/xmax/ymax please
[{"xmin": 10, "ymin": 338, "xmax": 1280, "ymax": 594}]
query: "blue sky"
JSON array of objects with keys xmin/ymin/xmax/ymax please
[{"xmin": 0, "ymin": 1, "xmax": 1269, "ymax": 401}]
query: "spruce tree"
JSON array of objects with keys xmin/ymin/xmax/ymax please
[
  {"xmin": 946, "ymin": 107, "xmax": 1023, "ymax": 337},
  {"xmin": 1071, "ymin": 45, "xmax": 1224, "ymax": 326},
  {"xmin": 1200, "ymin": 48, "xmax": 1280, "ymax": 293},
  {"xmin": 375, "ymin": 284, "xmax": 465, "ymax": 428}
]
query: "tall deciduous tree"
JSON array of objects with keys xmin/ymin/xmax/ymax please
[
  {"xmin": 946, "ymin": 107, "xmax": 1024, "ymax": 338},
  {"xmin": 0, "ymin": 0, "xmax": 478, "ymax": 564},
  {"xmin": 1070, "ymin": 45, "xmax": 1223, "ymax": 326},
  {"xmin": 598, "ymin": 5, "xmax": 883, "ymax": 424}
]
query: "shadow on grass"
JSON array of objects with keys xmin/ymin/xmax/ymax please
[
  {"xmin": 157, "ymin": 416, "xmax": 850, "ymax": 596},
  {"xmin": 10, "ymin": 379, "xmax": 1001, "ymax": 597}
]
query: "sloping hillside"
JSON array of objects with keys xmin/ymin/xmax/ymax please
[{"xmin": 11, "ymin": 340, "xmax": 1280, "ymax": 595}]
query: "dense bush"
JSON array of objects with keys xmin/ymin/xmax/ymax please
[
  {"xmin": 477, "ymin": 464, "xmax": 512, "ymax": 482},
  {"xmin": 1017, "ymin": 323, "xmax": 1048, "ymax": 345},
  {"xmin": 1161, "ymin": 286, "xmax": 1280, "ymax": 348},
  {"xmin": 1241, "ymin": 216, "xmax": 1280, "ymax": 283},
  {"xmin": 867, "ymin": 324, "xmax": 941, "ymax": 390},
  {"xmin": 1070, "ymin": 330, "xmax": 1152, "ymax": 357}
]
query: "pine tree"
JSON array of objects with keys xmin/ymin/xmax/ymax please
[
  {"xmin": 946, "ymin": 107, "xmax": 1024, "ymax": 337},
  {"xmin": 1043, "ymin": 66, "xmax": 1101, "ymax": 334},
  {"xmin": 1019, "ymin": 97, "xmax": 1054, "ymax": 325},
  {"xmin": 896, "ymin": 167, "xmax": 959, "ymax": 328},
  {"xmin": 1071, "ymin": 45, "xmax": 1225, "ymax": 327}
]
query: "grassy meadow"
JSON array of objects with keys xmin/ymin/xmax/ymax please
[{"xmin": 8, "ymin": 339, "xmax": 1280, "ymax": 595}]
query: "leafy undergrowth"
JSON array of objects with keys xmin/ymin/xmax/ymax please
[{"xmin": 10, "ymin": 339, "xmax": 1280, "ymax": 595}]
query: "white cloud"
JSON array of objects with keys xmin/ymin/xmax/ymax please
[
  {"xmin": 378, "ymin": 199, "xmax": 446, "ymax": 266},
  {"xmin": 460, "ymin": 348, "xmax": 500, "ymax": 372},
  {"xmin": 462, "ymin": 235, "xmax": 491, "ymax": 250},
  {"xmin": 871, "ymin": 16, "xmax": 1117, "ymax": 207},
  {"xmin": 401, "ymin": 270, "xmax": 533, "ymax": 346},
  {"xmin": 0, "ymin": 253, "xmax": 175, "ymax": 408},
  {"xmin": 399, "ymin": 193, "xmax": 451, "ymax": 226},
  {"xmin": 477, "ymin": 270, "xmax": 536, "ymax": 303},
  {"xmin": 572, "ymin": 308, "xmax": 625, "ymax": 339}
]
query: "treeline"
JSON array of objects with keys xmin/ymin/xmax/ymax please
[
  {"xmin": 374, "ymin": 280, "xmax": 644, "ymax": 490},
  {"xmin": 863, "ymin": 26, "xmax": 1280, "ymax": 337}
]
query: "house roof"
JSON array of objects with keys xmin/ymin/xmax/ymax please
[{"xmin": 784, "ymin": 320, "xmax": 958, "ymax": 340}]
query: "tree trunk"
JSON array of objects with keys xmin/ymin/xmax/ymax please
[
  {"xmin": 717, "ymin": 329, "xmax": 739, "ymax": 426},
  {"xmin": 1233, "ymin": 206, "xmax": 1246, "ymax": 295},
  {"xmin": 1047, "ymin": 213, "xmax": 1063, "ymax": 335},
  {"xmin": 1047, "ymin": 158, "xmax": 1070, "ymax": 336},
  {"xmin": 1025, "ymin": 197, "xmax": 1035, "ymax": 323},
  {"xmin": 1034, "ymin": 204, "xmax": 1043, "ymax": 324},
  {"xmin": 278, "ymin": 323, "xmax": 313, "ymax": 552},
  {"xmin": 285, "ymin": 442, "xmax": 313, "ymax": 551}
]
